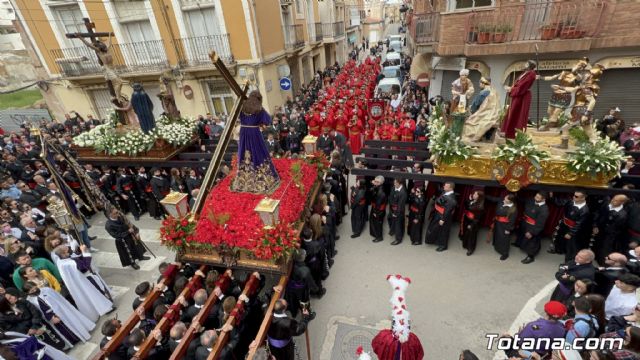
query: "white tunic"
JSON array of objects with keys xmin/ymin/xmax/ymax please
[
  {"xmin": 57, "ymin": 254, "xmax": 113, "ymax": 322},
  {"xmin": 26, "ymin": 287, "xmax": 96, "ymax": 343}
]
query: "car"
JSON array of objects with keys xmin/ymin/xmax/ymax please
[
  {"xmin": 383, "ymin": 52, "xmax": 402, "ymax": 66},
  {"xmin": 381, "ymin": 65, "xmax": 403, "ymax": 82},
  {"xmin": 389, "ymin": 40, "xmax": 403, "ymax": 53},
  {"xmin": 388, "ymin": 34, "xmax": 403, "ymax": 43},
  {"xmin": 374, "ymin": 78, "xmax": 403, "ymax": 98}
]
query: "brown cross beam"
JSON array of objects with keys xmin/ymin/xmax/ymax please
[
  {"xmin": 65, "ymin": 18, "xmax": 125, "ymax": 122},
  {"xmin": 190, "ymin": 51, "xmax": 249, "ymax": 216}
]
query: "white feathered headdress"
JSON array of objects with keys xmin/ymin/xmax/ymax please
[{"xmin": 386, "ymin": 274, "xmax": 412, "ymax": 343}]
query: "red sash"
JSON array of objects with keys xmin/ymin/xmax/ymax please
[
  {"xmin": 435, "ymin": 204, "xmax": 445, "ymax": 215},
  {"xmin": 145, "ymin": 185, "xmax": 152, "ymax": 193},
  {"xmin": 111, "ymin": 185, "xmax": 117, "ymax": 191},
  {"xmin": 391, "ymin": 204, "xmax": 399, "ymax": 211},
  {"xmin": 418, "ymin": 136, "xmax": 427, "ymax": 141},
  {"xmin": 359, "ymin": 199, "xmax": 366, "ymax": 205},
  {"xmin": 161, "ymin": 190, "xmax": 170, "ymax": 197},
  {"xmin": 563, "ymin": 217, "xmax": 577, "ymax": 228},
  {"xmin": 410, "ymin": 205, "xmax": 420, "ymax": 212},
  {"xmin": 495, "ymin": 216, "xmax": 509, "ymax": 223},
  {"xmin": 68, "ymin": 182, "xmax": 81, "ymax": 189},
  {"xmin": 464, "ymin": 210, "xmax": 476, "ymax": 220},
  {"xmin": 524, "ymin": 214, "xmax": 536, "ymax": 226},
  {"xmin": 629, "ymin": 228, "xmax": 640, "ymax": 237},
  {"xmin": 123, "ymin": 185, "xmax": 133, "ymax": 191},
  {"xmin": 376, "ymin": 203, "xmax": 387, "ymax": 211}
]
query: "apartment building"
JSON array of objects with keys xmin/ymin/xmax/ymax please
[
  {"xmin": 11, "ymin": 0, "xmax": 363, "ymax": 120},
  {"xmin": 406, "ymin": 0, "xmax": 640, "ymax": 121}
]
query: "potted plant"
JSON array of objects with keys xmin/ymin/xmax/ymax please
[
  {"xmin": 559, "ymin": 17, "xmax": 581, "ymax": 39},
  {"xmin": 540, "ymin": 23, "xmax": 559, "ymax": 40},
  {"xmin": 492, "ymin": 24, "xmax": 512, "ymax": 43},
  {"xmin": 477, "ymin": 24, "xmax": 493, "ymax": 44}
]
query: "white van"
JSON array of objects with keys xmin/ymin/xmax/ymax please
[
  {"xmin": 389, "ymin": 40, "xmax": 403, "ymax": 53},
  {"xmin": 375, "ymin": 78, "xmax": 403, "ymax": 98},
  {"xmin": 383, "ymin": 52, "xmax": 401, "ymax": 66},
  {"xmin": 388, "ymin": 34, "xmax": 403, "ymax": 43}
]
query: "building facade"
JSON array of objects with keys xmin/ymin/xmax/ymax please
[
  {"xmin": 406, "ymin": 0, "xmax": 640, "ymax": 121},
  {"xmin": 11, "ymin": 0, "xmax": 363, "ymax": 121}
]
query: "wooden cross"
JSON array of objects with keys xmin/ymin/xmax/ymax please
[{"xmin": 65, "ymin": 18, "xmax": 126, "ymax": 123}]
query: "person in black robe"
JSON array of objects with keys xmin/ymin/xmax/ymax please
[
  {"xmin": 116, "ymin": 167, "xmax": 143, "ymax": 221},
  {"xmin": 184, "ymin": 169, "xmax": 202, "ymax": 197},
  {"xmin": 136, "ymin": 167, "xmax": 161, "ymax": 220},
  {"xmin": 300, "ymin": 228, "xmax": 328, "ymax": 288},
  {"xmin": 370, "ymin": 176, "xmax": 387, "ymax": 243},
  {"xmin": 316, "ymin": 129, "xmax": 334, "ymax": 156},
  {"xmin": 130, "ymin": 83, "xmax": 156, "ymax": 134},
  {"xmin": 267, "ymin": 299, "xmax": 312, "ymax": 360},
  {"xmin": 425, "ymin": 182, "xmax": 457, "ymax": 252},
  {"xmin": 350, "ymin": 179, "xmax": 367, "ymax": 238},
  {"xmin": 104, "ymin": 207, "xmax": 147, "ymax": 270},
  {"xmin": 459, "ymin": 190, "xmax": 485, "ymax": 256},
  {"xmin": 490, "ymin": 194, "xmax": 517, "ymax": 260},
  {"xmin": 592, "ymin": 195, "xmax": 629, "ymax": 266},
  {"xmin": 407, "ymin": 186, "xmax": 426, "ymax": 245},
  {"xmin": 150, "ymin": 168, "xmax": 170, "ymax": 218},
  {"xmin": 593, "ymin": 252, "xmax": 628, "ymax": 297},
  {"xmin": 550, "ymin": 249, "xmax": 596, "ymax": 302},
  {"xmin": 547, "ymin": 191, "xmax": 591, "ymax": 263},
  {"xmin": 387, "ymin": 178, "xmax": 407, "ymax": 245},
  {"xmin": 286, "ymin": 129, "xmax": 301, "ymax": 155},
  {"xmin": 285, "ymin": 250, "xmax": 322, "ymax": 319},
  {"xmin": 517, "ymin": 192, "xmax": 550, "ymax": 264}
]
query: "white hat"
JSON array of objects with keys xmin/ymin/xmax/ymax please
[
  {"xmin": 459, "ymin": 69, "xmax": 470, "ymax": 76},
  {"xmin": 386, "ymin": 274, "xmax": 413, "ymax": 343}
]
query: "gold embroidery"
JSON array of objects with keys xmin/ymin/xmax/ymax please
[{"xmin": 231, "ymin": 150, "xmax": 279, "ymax": 194}]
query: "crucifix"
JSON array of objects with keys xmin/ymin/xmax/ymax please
[{"xmin": 66, "ymin": 17, "xmax": 127, "ymax": 124}]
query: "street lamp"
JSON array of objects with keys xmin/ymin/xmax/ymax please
[
  {"xmin": 254, "ymin": 198, "xmax": 280, "ymax": 228},
  {"xmin": 160, "ymin": 191, "xmax": 190, "ymax": 218}
]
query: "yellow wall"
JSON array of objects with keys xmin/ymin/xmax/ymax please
[
  {"xmin": 254, "ymin": 0, "xmax": 285, "ymax": 57},
  {"xmin": 173, "ymin": 79, "xmax": 210, "ymax": 117},
  {"xmin": 51, "ymin": 84, "xmax": 97, "ymax": 119},
  {"xmin": 150, "ymin": 0, "xmax": 181, "ymax": 65},
  {"xmin": 14, "ymin": 0, "xmax": 60, "ymax": 74},
  {"xmin": 83, "ymin": 1, "xmax": 117, "ymax": 44},
  {"xmin": 220, "ymin": 0, "xmax": 253, "ymax": 60},
  {"xmin": 257, "ymin": 60, "xmax": 291, "ymax": 113}
]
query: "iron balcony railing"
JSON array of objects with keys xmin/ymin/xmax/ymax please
[
  {"xmin": 175, "ymin": 34, "xmax": 233, "ymax": 66},
  {"xmin": 314, "ymin": 22, "xmax": 323, "ymax": 42},
  {"xmin": 284, "ymin": 24, "xmax": 304, "ymax": 49},
  {"xmin": 464, "ymin": 0, "xmax": 606, "ymax": 44},
  {"xmin": 50, "ymin": 39, "xmax": 168, "ymax": 77},
  {"xmin": 410, "ymin": 12, "xmax": 440, "ymax": 44},
  {"xmin": 333, "ymin": 21, "xmax": 345, "ymax": 37}
]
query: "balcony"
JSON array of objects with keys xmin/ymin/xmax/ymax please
[
  {"xmin": 175, "ymin": 34, "xmax": 233, "ymax": 67},
  {"xmin": 322, "ymin": 21, "xmax": 345, "ymax": 42},
  {"xmin": 312, "ymin": 23, "xmax": 323, "ymax": 42},
  {"xmin": 333, "ymin": 21, "xmax": 345, "ymax": 37},
  {"xmin": 50, "ymin": 40, "xmax": 168, "ymax": 77},
  {"xmin": 284, "ymin": 24, "xmax": 304, "ymax": 50},
  {"xmin": 410, "ymin": 12, "xmax": 439, "ymax": 44},
  {"xmin": 463, "ymin": 0, "xmax": 606, "ymax": 54}
]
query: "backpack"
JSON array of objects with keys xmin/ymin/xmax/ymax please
[{"xmin": 566, "ymin": 316, "xmax": 597, "ymax": 338}]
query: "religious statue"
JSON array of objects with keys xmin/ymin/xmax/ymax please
[
  {"xmin": 537, "ymin": 60, "xmax": 585, "ymax": 131},
  {"xmin": 231, "ymin": 90, "xmax": 279, "ymax": 194},
  {"xmin": 76, "ymin": 33, "xmax": 124, "ymax": 101},
  {"xmin": 130, "ymin": 83, "xmax": 156, "ymax": 134},
  {"xmin": 501, "ymin": 60, "xmax": 537, "ymax": 139},
  {"xmin": 461, "ymin": 77, "xmax": 502, "ymax": 142},
  {"xmin": 158, "ymin": 72, "xmax": 180, "ymax": 119},
  {"xmin": 572, "ymin": 63, "xmax": 605, "ymax": 125},
  {"xmin": 111, "ymin": 95, "xmax": 139, "ymax": 128},
  {"xmin": 451, "ymin": 69, "xmax": 475, "ymax": 114}
]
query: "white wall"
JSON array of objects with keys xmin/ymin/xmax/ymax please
[{"xmin": 0, "ymin": 32, "xmax": 24, "ymax": 50}]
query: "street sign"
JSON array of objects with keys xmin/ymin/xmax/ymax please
[
  {"xmin": 416, "ymin": 73, "xmax": 430, "ymax": 88},
  {"xmin": 279, "ymin": 77, "xmax": 292, "ymax": 91}
]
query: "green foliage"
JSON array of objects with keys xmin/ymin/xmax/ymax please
[
  {"xmin": 493, "ymin": 130, "xmax": 550, "ymax": 168},
  {"xmin": 0, "ymin": 89, "xmax": 43, "ymax": 110},
  {"xmin": 568, "ymin": 126, "xmax": 589, "ymax": 146},
  {"xmin": 428, "ymin": 110, "xmax": 476, "ymax": 165}
]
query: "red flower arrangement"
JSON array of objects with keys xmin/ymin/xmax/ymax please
[
  {"xmin": 190, "ymin": 158, "xmax": 318, "ymax": 260},
  {"xmin": 159, "ymin": 215, "xmax": 196, "ymax": 251}
]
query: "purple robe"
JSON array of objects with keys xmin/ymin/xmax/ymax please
[{"xmin": 238, "ymin": 110, "xmax": 279, "ymax": 180}]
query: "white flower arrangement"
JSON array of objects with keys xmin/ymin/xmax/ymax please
[
  {"xmin": 493, "ymin": 130, "xmax": 549, "ymax": 168},
  {"xmin": 73, "ymin": 112, "xmax": 196, "ymax": 156},
  {"xmin": 567, "ymin": 133, "xmax": 626, "ymax": 178},
  {"xmin": 427, "ymin": 113, "xmax": 476, "ymax": 165}
]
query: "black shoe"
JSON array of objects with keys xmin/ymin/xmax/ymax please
[
  {"xmin": 372, "ymin": 238, "xmax": 383, "ymax": 243},
  {"xmin": 411, "ymin": 242, "xmax": 422, "ymax": 245},
  {"xmin": 390, "ymin": 240, "xmax": 402, "ymax": 245},
  {"xmin": 131, "ymin": 263, "xmax": 140, "ymax": 270},
  {"xmin": 350, "ymin": 234, "xmax": 360, "ymax": 238},
  {"xmin": 333, "ymin": 250, "xmax": 338, "ymax": 256},
  {"xmin": 328, "ymin": 259, "xmax": 334, "ymax": 267},
  {"xmin": 521, "ymin": 256, "xmax": 535, "ymax": 264},
  {"xmin": 547, "ymin": 248, "xmax": 558, "ymax": 254},
  {"xmin": 436, "ymin": 247, "xmax": 447, "ymax": 252},
  {"xmin": 499, "ymin": 255, "xmax": 509, "ymax": 261},
  {"xmin": 307, "ymin": 311, "xmax": 317, "ymax": 321},
  {"xmin": 140, "ymin": 256, "xmax": 151, "ymax": 261},
  {"xmin": 335, "ymin": 236, "xmax": 340, "ymax": 241},
  {"xmin": 89, "ymin": 236, "xmax": 97, "ymax": 240},
  {"xmin": 154, "ymin": 216, "xmax": 161, "ymax": 220},
  {"xmin": 388, "ymin": 231, "xmax": 394, "ymax": 236},
  {"xmin": 134, "ymin": 216, "xmax": 140, "ymax": 221},
  {"xmin": 321, "ymin": 272, "xmax": 329, "ymax": 280},
  {"xmin": 466, "ymin": 250, "xmax": 474, "ymax": 256}
]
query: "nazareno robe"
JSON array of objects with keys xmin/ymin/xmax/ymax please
[
  {"xmin": 57, "ymin": 254, "xmax": 113, "ymax": 322},
  {"xmin": 105, "ymin": 216, "xmax": 146, "ymax": 267},
  {"xmin": 501, "ymin": 69, "xmax": 537, "ymax": 138},
  {"xmin": 350, "ymin": 187, "xmax": 367, "ymax": 236},
  {"xmin": 407, "ymin": 194, "xmax": 426, "ymax": 244},
  {"xmin": 131, "ymin": 88, "xmax": 156, "ymax": 134},
  {"xmin": 459, "ymin": 199, "xmax": 484, "ymax": 253},
  {"xmin": 425, "ymin": 192, "xmax": 457, "ymax": 248},
  {"xmin": 369, "ymin": 185, "xmax": 387, "ymax": 240}
]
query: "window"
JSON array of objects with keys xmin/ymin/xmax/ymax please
[
  {"xmin": 295, "ymin": 0, "xmax": 303, "ymax": 16},
  {"xmin": 449, "ymin": 0, "xmax": 493, "ymax": 11},
  {"xmin": 185, "ymin": 8, "xmax": 221, "ymax": 37},
  {"xmin": 53, "ymin": 4, "xmax": 84, "ymax": 42},
  {"xmin": 89, "ymin": 89, "xmax": 113, "ymax": 121},
  {"xmin": 207, "ymin": 81, "xmax": 235, "ymax": 115}
]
